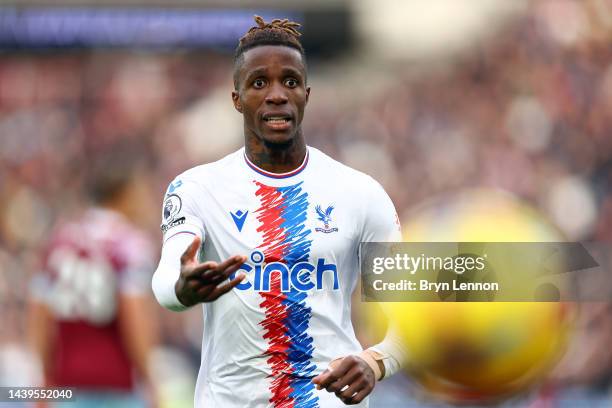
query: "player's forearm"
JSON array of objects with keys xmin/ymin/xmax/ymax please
[
  {"xmin": 367, "ymin": 325, "xmax": 408, "ymax": 380},
  {"xmin": 27, "ymin": 301, "xmax": 54, "ymax": 382},
  {"xmin": 118, "ymin": 295, "xmax": 159, "ymax": 386},
  {"xmin": 152, "ymin": 233, "xmax": 194, "ymax": 311}
]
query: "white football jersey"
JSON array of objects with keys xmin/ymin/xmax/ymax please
[{"xmin": 160, "ymin": 146, "xmax": 401, "ymax": 408}]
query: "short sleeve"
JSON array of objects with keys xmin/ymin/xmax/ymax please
[
  {"xmin": 361, "ymin": 177, "xmax": 402, "ymax": 243},
  {"xmin": 160, "ymin": 176, "xmax": 205, "ymax": 242}
]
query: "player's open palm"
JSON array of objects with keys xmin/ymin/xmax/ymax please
[{"xmin": 175, "ymin": 237, "xmax": 247, "ymax": 306}]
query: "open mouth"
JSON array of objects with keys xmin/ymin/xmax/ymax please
[
  {"xmin": 263, "ymin": 116, "xmax": 292, "ymax": 124},
  {"xmin": 262, "ymin": 115, "xmax": 292, "ymax": 130}
]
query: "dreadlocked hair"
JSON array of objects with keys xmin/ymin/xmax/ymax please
[{"xmin": 233, "ymin": 15, "xmax": 306, "ymax": 89}]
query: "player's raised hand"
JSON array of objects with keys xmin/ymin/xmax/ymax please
[
  {"xmin": 175, "ymin": 236, "xmax": 247, "ymax": 306},
  {"xmin": 312, "ymin": 355, "xmax": 377, "ymax": 405}
]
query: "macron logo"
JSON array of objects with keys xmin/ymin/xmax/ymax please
[{"xmin": 230, "ymin": 210, "xmax": 248, "ymax": 232}]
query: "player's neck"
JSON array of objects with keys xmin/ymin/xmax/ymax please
[{"xmin": 245, "ymin": 134, "xmax": 307, "ymax": 174}]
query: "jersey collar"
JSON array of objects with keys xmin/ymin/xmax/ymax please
[{"xmin": 243, "ymin": 148, "xmax": 309, "ymax": 179}]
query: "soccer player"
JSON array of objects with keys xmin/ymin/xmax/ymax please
[
  {"xmin": 29, "ymin": 156, "xmax": 159, "ymax": 408},
  {"xmin": 152, "ymin": 16, "xmax": 406, "ymax": 407}
]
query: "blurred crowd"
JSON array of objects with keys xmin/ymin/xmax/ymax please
[
  {"xmin": 307, "ymin": 1, "xmax": 612, "ymax": 243},
  {"xmin": 0, "ymin": 0, "xmax": 611, "ymax": 406}
]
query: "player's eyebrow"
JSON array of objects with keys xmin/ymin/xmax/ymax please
[
  {"xmin": 281, "ymin": 67, "xmax": 304, "ymax": 79},
  {"xmin": 245, "ymin": 67, "xmax": 268, "ymax": 82},
  {"xmin": 244, "ymin": 66, "xmax": 304, "ymax": 83}
]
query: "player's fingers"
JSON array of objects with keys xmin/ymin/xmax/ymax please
[
  {"xmin": 186, "ymin": 255, "xmax": 246, "ymax": 286},
  {"xmin": 206, "ymin": 272, "xmax": 245, "ymax": 300},
  {"xmin": 313, "ymin": 365, "xmax": 347, "ymax": 390},
  {"xmin": 212, "ymin": 255, "xmax": 247, "ymax": 274},
  {"xmin": 202, "ymin": 258, "xmax": 247, "ymax": 285},
  {"xmin": 312, "ymin": 357, "xmax": 343, "ymax": 389},
  {"xmin": 201, "ymin": 255, "xmax": 246, "ymax": 281},
  {"xmin": 194, "ymin": 269, "xmax": 239, "ymax": 298},
  {"xmin": 327, "ymin": 366, "xmax": 361, "ymax": 394},
  {"xmin": 332, "ymin": 355, "xmax": 356, "ymax": 374},
  {"xmin": 184, "ymin": 261, "xmax": 218, "ymax": 280},
  {"xmin": 338, "ymin": 374, "xmax": 368, "ymax": 401},
  {"xmin": 206, "ymin": 272, "xmax": 246, "ymax": 301},
  {"xmin": 320, "ymin": 356, "xmax": 363, "ymax": 391},
  {"xmin": 343, "ymin": 387, "xmax": 371, "ymax": 405},
  {"xmin": 180, "ymin": 236, "xmax": 201, "ymax": 265},
  {"xmin": 219, "ymin": 256, "xmax": 248, "ymax": 278},
  {"xmin": 186, "ymin": 275, "xmax": 216, "ymax": 297},
  {"xmin": 311, "ymin": 370, "xmax": 329, "ymax": 390}
]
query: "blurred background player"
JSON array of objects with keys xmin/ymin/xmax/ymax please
[{"xmin": 27, "ymin": 149, "xmax": 160, "ymax": 408}]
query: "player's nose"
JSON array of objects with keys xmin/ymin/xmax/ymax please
[{"xmin": 264, "ymin": 82, "xmax": 288, "ymax": 105}]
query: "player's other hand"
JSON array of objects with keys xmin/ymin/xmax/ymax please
[
  {"xmin": 311, "ymin": 355, "xmax": 376, "ymax": 405},
  {"xmin": 175, "ymin": 237, "xmax": 247, "ymax": 307}
]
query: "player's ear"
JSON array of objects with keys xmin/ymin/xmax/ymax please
[
  {"xmin": 305, "ymin": 86, "xmax": 310, "ymax": 105},
  {"xmin": 232, "ymin": 90, "xmax": 243, "ymax": 113}
]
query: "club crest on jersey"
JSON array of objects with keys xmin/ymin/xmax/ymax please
[
  {"xmin": 163, "ymin": 194, "xmax": 182, "ymax": 222},
  {"xmin": 230, "ymin": 209, "xmax": 248, "ymax": 232},
  {"xmin": 315, "ymin": 205, "xmax": 338, "ymax": 233}
]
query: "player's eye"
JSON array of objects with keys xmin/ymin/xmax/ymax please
[
  {"xmin": 253, "ymin": 79, "xmax": 266, "ymax": 89},
  {"xmin": 284, "ymin": 78, "xmax": 298, "ymax": 88}
]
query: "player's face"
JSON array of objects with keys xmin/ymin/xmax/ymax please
[{"xmin": 232, "ymin": 45, "xmax": 310, "ymax": 147}]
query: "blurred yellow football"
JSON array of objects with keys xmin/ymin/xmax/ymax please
[{"xmin": 381, "ymin": 189, "xmax": 574, "ymax": 405}]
